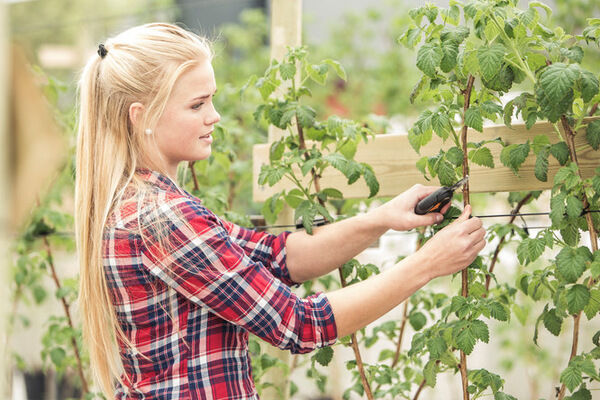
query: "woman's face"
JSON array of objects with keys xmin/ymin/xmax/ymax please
[{"xmin": 153, "ymin": 59, "xmax": 220, "ymax": 176}]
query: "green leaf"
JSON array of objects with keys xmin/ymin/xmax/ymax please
[
  {"xmin": 432, "ymin": 112, "xmax": 453, "ymax": 140},
  {"xmin": 584, "ymin": 289, "xmax": 600, "ymax": 320},
  {"xmin": 409, "ymin": 311, "xmax": 427, "ymax": 331},
  {"xmin": 566, "ymin": 196, "xmax": 584, "ymax": 218},
  {"xmin": 489, "ymin": 302, "xmax": 509, "ymax": 322},
  {"xmin": 269, "ymin": 140, "xmax": 285, "ymax": 161},
  {"xmin": 569, "ymin": 388, "xmax": 592, "ymax": 400},
  {"xmin": 465, "ymin": 107, "xmax": 483, "ymax": 132},
  {"xmin": 471, "ymin": 320, "xmax": 489, "ymax": 343},
  {"xmin": 477, "ymin": 43, "xmax": 505, "ymax": 81},
  {"xmin": 550, "ymin": 192, "xmax": 567, "ymax": 226},
  {"xmin": 427, "ymin": 336, "xmax": 447, "ymax": 359},
  {"xmin": 550, "ymin": 142, "xmax": 570, "ymax": 165},
  {"xmin": 535, "ymin": 148, "xmax": 549, "ymax": 182},
  {"xmin": 440, "ymin": 40, "xmax": 459, "ymax": 73},
  {"xmin": 313, "ymin": 346, "xmax": 334, "ymax": 367},
  {"xmin": 408, "ymin": 127, "xmax": 433, "ymax": 153},
  {"xmin": 500, "ymin": 142, "xmax": 530, "ymax": 174},
  {"xmin": 362, "ymin": 164, "xmax": 380, "ymax": 198},
  {"xmin": 295, "ymin": 200, "xmax": 318, "ymax": 234},
  {"xmin": 494, "ymin": 392, "xmax": 517, "ymax": 400},
  {"xmin": 424, "ymin": 360, "xmax": 438, "ymax": 387},
  {"xmin": 560, "ymin": 364, "xmax": 582, "ymax": 393},
  {"xmin": 279, "ymin": 62, "xmax": 296, "ymax": 80},
  {"xmin": 539, "ymin": 63, "xmax": 579, "ymax": 104},
  {"xmin": 50, "ymin": 347, "xmax": 66, "ymax": 367},
  {"xmin": 580, "ymin": 70, "xmax": 599, "ymax": 103},
  {"xmin": 561, "ymin": 224, "xmax": 581, "ymax": 247},
  {"xmin": 483, "ymin": 63, "xmax": 515, "ymax": 93},
  {"xmin": 437, "ymin": 159, "xmax": 456, "ymax": 186},
  {"xmin": 301, "ymin": 158, "xmax": 319, "ymax": 176},
  {"xmin": 543, "ymin": 308, "xmax": 563, "ymax": 336},
  {"xmin": 586, "ymin": 120, "xmax": 600, "ymax": 151},
  {"xmin": 566, "ymin": 284, "xmax": 591, "ymax": 314},
  {"xmin": 296, "ymin": 105, "xmax": 316, "ymax": 128},
  {"xmin": 517, "ymin": 238, "xmax": 545, "ymax": 264},
  {"xmin": 556, "ymin": 247, "xmax": 589, "ymax": 283},
  {"xmin": 323, "ymin": 59, "xmax": 347, "ymax": 81},
  {"xmin": 469, "ymin": 147, "xmax": 494, "ymax": 168},
  {"xmin": 416, "ymin": 42, "xmax": 443, "ymax": 77},
  {"xmin": 456, "ymin": 324, "xmax": 476, "ymax": 355},
  {"xmin": 446, "ymin": 147, "xmax": 464, "ymax": 166}
]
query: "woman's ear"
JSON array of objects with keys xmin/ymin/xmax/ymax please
[{"xmin": 128, "ymin": 102, "xmax": 145, "ymax": 130}]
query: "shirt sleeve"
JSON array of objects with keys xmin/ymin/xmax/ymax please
[
  {"xmin": 219, "ymin": 219, "xmax": 298, "ymax": 287},
  {"xmin": 139, "ymin": 197, "xmax": 337, "ymax": 354}
]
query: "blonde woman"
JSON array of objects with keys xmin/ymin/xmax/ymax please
[{"xmin": 74, "ymin": 22, "xmax": 485, "ymax": 399}]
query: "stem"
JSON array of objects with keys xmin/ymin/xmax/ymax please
[
  {"xmin": 484, "ymin": 193, "xmax": 534, "ymax": 293},
  {"xmin": 337, "ymin": 269, "xmax": 374, "ymax": 400},
  {"xmin": 412, "ymin": 378, "xmax": 427, "ymax": 400},
  {"xmin": 188, "ymin": 161, "xmax": 200, "ymax": 192},
  {"xmin": 590, "ymin": 102, "xmax": 599, "ymax": 117},
  {"xmin": 556, "ymin": 116, "xmax": 599, "ymax": 400},
  {"xmin": 296, "ymin": 114, "xmax": 372, "ymax": 398},
  {"xmin": 283, "ymin": 355, "xmax": 299, "ymax": 400},
  {"xmin": 42, "ymin": 236, "xmax": 89, "ymax": 395},
  {"xmin": 489, "ymin": 14, "xmax": 536, "ymax": 84},
  {"xmin": 391, "ymin": 301, "xmax": 410, "ymax": 369},
  {"xmin": 391, "ymin": 229, "xmax": 425, "ymax": 369},
  {"xmin": 459, "ymin": 74, "xmax": 475, "ymax": 400}
]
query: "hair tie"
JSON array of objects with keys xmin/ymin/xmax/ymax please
[{"xmin": 97, "ymin": 43, "xmax": 108, "ymax": 58}]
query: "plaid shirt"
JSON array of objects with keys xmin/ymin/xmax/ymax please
[{"xmin": 102, "ymin": 169, "xmax": 337, "ymax": 399}]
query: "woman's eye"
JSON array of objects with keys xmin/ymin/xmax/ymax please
[{"xmin": 192, "ymin": 103, "xmax": 204, "ymax": 110}]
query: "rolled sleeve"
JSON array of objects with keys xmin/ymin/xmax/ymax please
[
  {"xmin": 221, "ymin": 220, "xmax": 298, "ymax": 287},
  {"xmin": 140, "ymin": 197, "xmax": 337, "ymax": 353}
]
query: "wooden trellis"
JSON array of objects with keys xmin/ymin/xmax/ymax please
[{"xmin": 253, "ymin": 120, "xmax": 600, "ymax": 201}]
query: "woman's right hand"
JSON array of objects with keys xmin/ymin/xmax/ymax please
[{"xmin": 416, "ymin": 205, "xmax": 486, "ymax": 280}]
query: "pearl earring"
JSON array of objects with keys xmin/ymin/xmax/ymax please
[{"xmin": 145, "ymin": 128, "xmax": 153, "ymax": 135}]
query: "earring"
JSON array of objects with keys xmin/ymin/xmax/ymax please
[{"xmin": 145, "ymin": 128, "xmax": 153, "ymax": 135}]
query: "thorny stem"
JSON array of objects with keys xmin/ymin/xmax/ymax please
[
  {"xmin": 42, "ymin": 236, "xmax": 89, "ymax": 396},
  {"xmin": 458, "ymin": 74, "xmax": 475, "ymax": 400},
  {"xmin": 484, "ymin": 192, "xmax": 534, "ymax": 293},
  {"xmin": 297, "ymin": 115, "xmax": 373, "ymax": 399},
  {"xmin": 590, "ymin": 102, "xmax": 599, "ymax": 117},
  {"xmin": 337, "ymin": 269, "xmax": 374, "ymax": 400},
  {"xmin": 412, "ymin": 378, "xmax": 427, "ymax": 400},
  {"xmin": 556, "ymin": 116, "xmax": 599, "ymax": 400}
]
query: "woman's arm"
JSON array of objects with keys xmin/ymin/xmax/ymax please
[
  {"xmin": 327, "ymin": 205, "xmax": 485, "ymax": 337},
  {"xmin": 285, "ymin": 184, "xmax": 448, "ymax": 283}
]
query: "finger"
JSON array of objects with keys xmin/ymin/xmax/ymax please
[
  {"xmin": 454, "ymin": 204, "xmax": 472, "ymax": 223},
  {"xmin": 440, "ymin": 202, "xmax": 451, "ymax": 214},
  {"xmin": 461, "ymin": 217, "xmax": 483, "ymax": 234},
  {"xmin": 415, "ymin": 185, "xmax": 443, "ymax": 200}
]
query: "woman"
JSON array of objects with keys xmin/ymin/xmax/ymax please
[{"xmin": 74, "ymin": 22, "xmax": 485, "ymax": 399}]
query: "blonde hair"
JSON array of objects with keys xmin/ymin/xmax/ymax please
[{"xmin": 74, "ymin": 22, "xmax": 212, "ymax": 397}]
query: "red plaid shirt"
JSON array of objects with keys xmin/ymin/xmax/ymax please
[{"xmin": 103, "ymin": 169, "xmax": 337, "ymax": 399}]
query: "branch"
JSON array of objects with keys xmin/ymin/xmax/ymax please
[
  {"xmin": 484, "ymin": 192, "xmax": 534, "ymax": 293},
  {"xmin": 42, "ymin": 236, "xmax": 89, "ymax": 395},
  {"xmin": 412, "ymin": 378, "xmax": 427, "ymax": 400},
  {"xmin": 589, "ymin": 102, "xmax": 599, "ymax": 117},
  {"xmin": 459, "ymin": 74, "xmax": 475, "ymax": 400},
  {"xmin": 188, "ymin": 161, "xmax": 200, "ymax": 192},
  {"xmin": 556, "ymin": 116, "xmax": 599, "ymax": 400},
  {"xmin": 392, "ymin": 229, "xmax": 425, "ymax": 369},
  {"xmin": 337, "ymin": 268, "xmax": 375, "ymax": 400},
  {"xmin": 297, "ymin": 119, "xmax": 324, "ymax": 206}
]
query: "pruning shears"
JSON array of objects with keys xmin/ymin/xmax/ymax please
[{"xmin": 414, "ymin": 175, "xmax": 469, "ymax": 215}]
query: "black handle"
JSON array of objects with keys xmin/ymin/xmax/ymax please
[{"xmin": 414, "ymin": 187, "xmax": 455, "ymax": 215}]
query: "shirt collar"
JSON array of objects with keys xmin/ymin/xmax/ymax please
[{"xmin": 135, "ymin": 168, "xmax": 191, "ymax": 198}]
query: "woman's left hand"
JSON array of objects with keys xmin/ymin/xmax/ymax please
[{"xmin": 369, "ymin": 184, "xmax": 451, "ymax": 232}]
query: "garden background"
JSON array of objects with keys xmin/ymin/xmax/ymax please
[{"xmin": 1, "ymin": 0, "xmax": 600, "ymax": 399}]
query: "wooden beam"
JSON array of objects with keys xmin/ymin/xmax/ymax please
[
  {"xmin": 0, "ymin": 2, "xmax": 10, "ymax": 398},
  {"xmin": 253, "ymin": 120, "xmax": 600, "ymax": 201}
]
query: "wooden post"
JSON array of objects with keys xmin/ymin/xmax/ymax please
[
  {"xmin": 0, "ymin": 2, "xmax": 10, "ymax": 398},
  {"xmin": 262, "ymin": 2, "xmax": 302, "ymax": 399}
]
